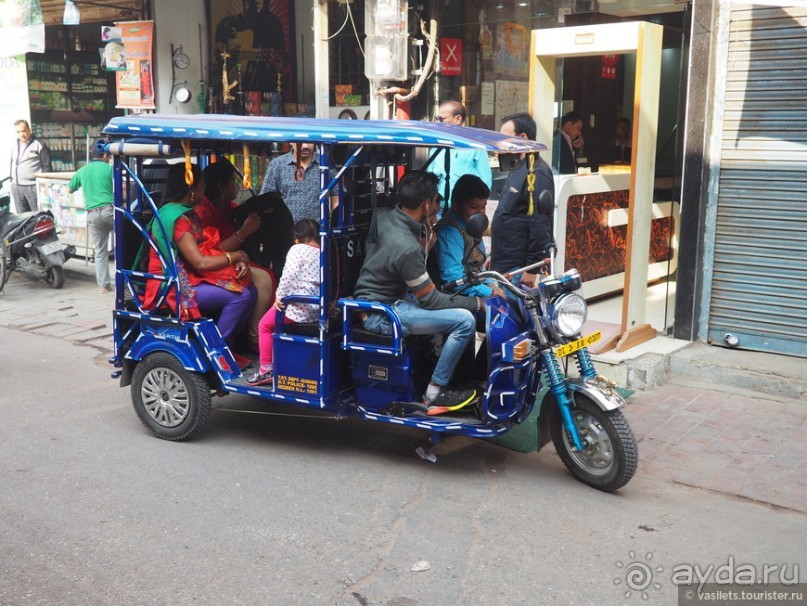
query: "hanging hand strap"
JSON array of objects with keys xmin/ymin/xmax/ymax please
[
  {"xmin": 526, "ymin": 153, "xmax": 536, "ymax": 215},
  {"xmin": 242, "ymin": 143, "xmax": 251, "ymax": 189},
  {"xmin": 294, "ymin": 143, "xmax": 304, "ymax": 181},
  {"xmin": 181, "ymin": 139, "xmax": 193, "ymax": 186}
]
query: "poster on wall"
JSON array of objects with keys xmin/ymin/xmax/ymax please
[
  {"xmin": 209, "ymin": 0, "xmax": 296, "ymax": 112},
  {"xmin": 101, "ymin": 26, "xmax": 126, "ymax": 72},
  {"xmin": 494, "ymin": 22, "xmax": 528, "ymax": 79},
  {"xmin": 114, "ymin": 21, "xmax": 155, "ymax": 110},
  {"xmin": 494, "ymin": 80, "xmax": 527, "ymax": 132}
]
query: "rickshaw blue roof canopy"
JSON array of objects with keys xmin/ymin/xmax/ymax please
[{"xmin": 102, "ymin": 114, "xmax": 547, "ymax": 154}]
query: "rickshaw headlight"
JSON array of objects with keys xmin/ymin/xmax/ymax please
[{"xmin": 551, "ymin": 293, "xmax": 587, "ymax": 337}]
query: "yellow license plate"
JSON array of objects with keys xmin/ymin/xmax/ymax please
[{"xmin": 555, "ymin": 331, "xmax": 601, "ymax": 358}]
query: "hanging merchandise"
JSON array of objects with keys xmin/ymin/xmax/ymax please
[
  {"xmin": 0, "ymin": 0, "xmax": 45, "ymax": 57},
  {"xmin": 63, "ymin": 0, "xmax": 80, "ymax": 25}
]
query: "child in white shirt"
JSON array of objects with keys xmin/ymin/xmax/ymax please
[{"xmin": 247, "ymin": 219, "xmax": 320, "ymax": 385}]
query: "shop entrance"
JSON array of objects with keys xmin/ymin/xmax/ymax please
[{"xmin": 530, "ymin": 20, "xmax": 679, "ymax": 353}]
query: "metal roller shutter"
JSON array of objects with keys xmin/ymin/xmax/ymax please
[{"xmin": 708, "ymin": 3, "xmax": 807, "ymax": 357}]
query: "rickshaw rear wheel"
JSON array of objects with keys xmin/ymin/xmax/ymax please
[
  {"xmin": 131, "ymin": 352, "xmax": 212, "ymax": 441},
  {"xmin": 550, "ymin": 394, "xmax": 638, "ymax": 492}
]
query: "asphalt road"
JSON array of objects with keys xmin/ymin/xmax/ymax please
[{"xmin": 1, "ymin": 327, "xmax": 805, "ymax": 605}]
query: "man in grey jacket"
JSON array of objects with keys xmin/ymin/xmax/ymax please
[
  {"xmin": 354, "ymin": 170, "xmax": 481, "ymax": 415},
  {"xmin": 10, "ymin": 119, "xmax": 52, "ymax": 213}
]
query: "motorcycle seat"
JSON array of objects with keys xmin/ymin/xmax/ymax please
[{"xmin": 2, "ymin": 212, "xmax": 36, "ymax": 232}]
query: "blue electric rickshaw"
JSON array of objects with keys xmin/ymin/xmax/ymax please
[{"xmin": 106, "ymin": 114, "xmax": 637, "ymax": 492}]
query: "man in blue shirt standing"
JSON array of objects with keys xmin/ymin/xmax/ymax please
[{"xmin": 430, "ymin": 101, "xmax": 493, "ymax": 206}]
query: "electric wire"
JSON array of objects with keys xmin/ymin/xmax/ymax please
[
  {"xmin": 347, "ymin": 1, "xmax": 365, "ymax": 57},
  {"xmin": 322, "ymin": 4, "xmax": 351, "ymax": 41}
]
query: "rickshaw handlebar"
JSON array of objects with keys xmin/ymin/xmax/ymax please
[{"xmin": 446, "ymin": 259, "xmax": 550, "ymax": 300}]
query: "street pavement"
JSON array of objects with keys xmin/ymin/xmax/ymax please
[{"xmin": 1, "ymin": 257, "xmax": 805, "ymax": 514}]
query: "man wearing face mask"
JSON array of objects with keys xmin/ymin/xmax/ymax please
[
  {"xmin": 490, "ymin": 112, "xmax": 554, "ymax": 288},
  {"xmin": 353, "ymin": 170, "xmax": 481, "ymax": 415}
]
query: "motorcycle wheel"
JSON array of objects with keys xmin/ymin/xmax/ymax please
[
  {"xmin": 550, "ymin": 394, "xmax": 638, "ymax": 492},
  {"xmin": 44, "ymin": 266, "xmax": 65, "ymax": 289},
  {"xmin": 131, "ymin": 352, "xmax": 212, "ymax": 441}
]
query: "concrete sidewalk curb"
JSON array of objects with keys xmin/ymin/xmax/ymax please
[
  {"xmin": 669, "ymin": 342, "xmax": 806, "ymax": 401},
  {"xmin": 64, "ymin": 264, "xmax": 95, "ymax": 284}
]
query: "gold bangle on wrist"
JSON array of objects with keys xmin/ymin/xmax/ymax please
[{"xmin": 224, "ymin": 251, "xmax": 233, "ymax": 265}]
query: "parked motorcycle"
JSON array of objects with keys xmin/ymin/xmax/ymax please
[{"xmin": 0, "ymin": 176, "xmax": 75, "ymax": 292}]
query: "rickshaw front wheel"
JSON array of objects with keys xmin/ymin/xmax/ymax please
[
  {"xmin": 132, "ymin": 352, "xmax": 212, "ymax": 441},
  {"xmin": 550, "ymin": 394, "xmax": 638, "ymax": 492}
]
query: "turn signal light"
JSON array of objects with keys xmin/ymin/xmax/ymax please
[{"xmin": 513, "ymin": 339, "xmax": 532, "ymax": 361}]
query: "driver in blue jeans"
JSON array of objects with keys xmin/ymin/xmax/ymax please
[{"xmin": 353, "ymin": 170, "xmax": 482, "ymax": 415}]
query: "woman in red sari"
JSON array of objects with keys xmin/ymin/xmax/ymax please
[
  {"xmin": 144, "ymin": 164, "xmax": 256, "ymax": 368},
  {"xmin": 199, "ymin": 159, "xmax": 275, "ymax": 352}
]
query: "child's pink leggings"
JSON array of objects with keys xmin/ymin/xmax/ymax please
[{"xmin": 257, "ymin": 307, "xmax": 293, "ymax": 368}]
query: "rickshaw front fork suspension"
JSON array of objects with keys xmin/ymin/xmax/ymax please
[
  {"xmin": 542, "ymin": 351, "xmax": 585, "ymax": 452},
  {"xmin": 574, "ymin": 347, "xmax": 597, "ymax": 380}
]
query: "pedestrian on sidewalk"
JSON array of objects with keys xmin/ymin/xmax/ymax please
[
  {"xmin": 69, "ymin": 147, "xmax": 114, "ymax": 293},
  {"xmin": 10, "ymin": 119, "xmax": 52, "ymax": 213}
]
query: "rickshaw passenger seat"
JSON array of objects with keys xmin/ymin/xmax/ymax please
[
  {"xmin": 349, "ymin": 325, "xmax": 397, "ymax": 348},
  {"xmin": 282, "ymin": 316, "xmax": 342, "ymax": 337}
]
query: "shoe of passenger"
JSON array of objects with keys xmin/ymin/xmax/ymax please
[
  {"xmin": 246, "ymin": 369, "xmax": 273, "ymax": 386},
  {"xmin": 232, "ymin": 352, "xmax": 252, "ymax": 370},
  {"xmin": 100, "ymin": 286, "xmax": 112, "ymax": 294},
  {"xmin": 424, "ymin": 386, "xmax": 477, "ymax": 416}
]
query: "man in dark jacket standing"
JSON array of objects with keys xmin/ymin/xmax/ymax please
[
  {"xmin": 553, "ymin": 111, "xmax": 583, "ymax": 175},
  {"xmin": 490, "ymin": 112, "xmax": 554, "ymax": 288},
  {"xmin": 10, "ymin": 119, "xmax": 52, "ymax": 213},
  {"xmin": 354, "ymin": 170, "xmax": 481, "ymax": 415}
]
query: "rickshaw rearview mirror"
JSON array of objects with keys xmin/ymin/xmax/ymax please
[
  {"xmin": 537, "ymin": 189, "xmax": 554, "ymax": 216},
  {"xmin": 499, "ymin": 153, "xmax": 519, "ymax": 171},
  {"xmin": 466, "ymin": 212, "xmax": 489, "ymax": 240}
]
